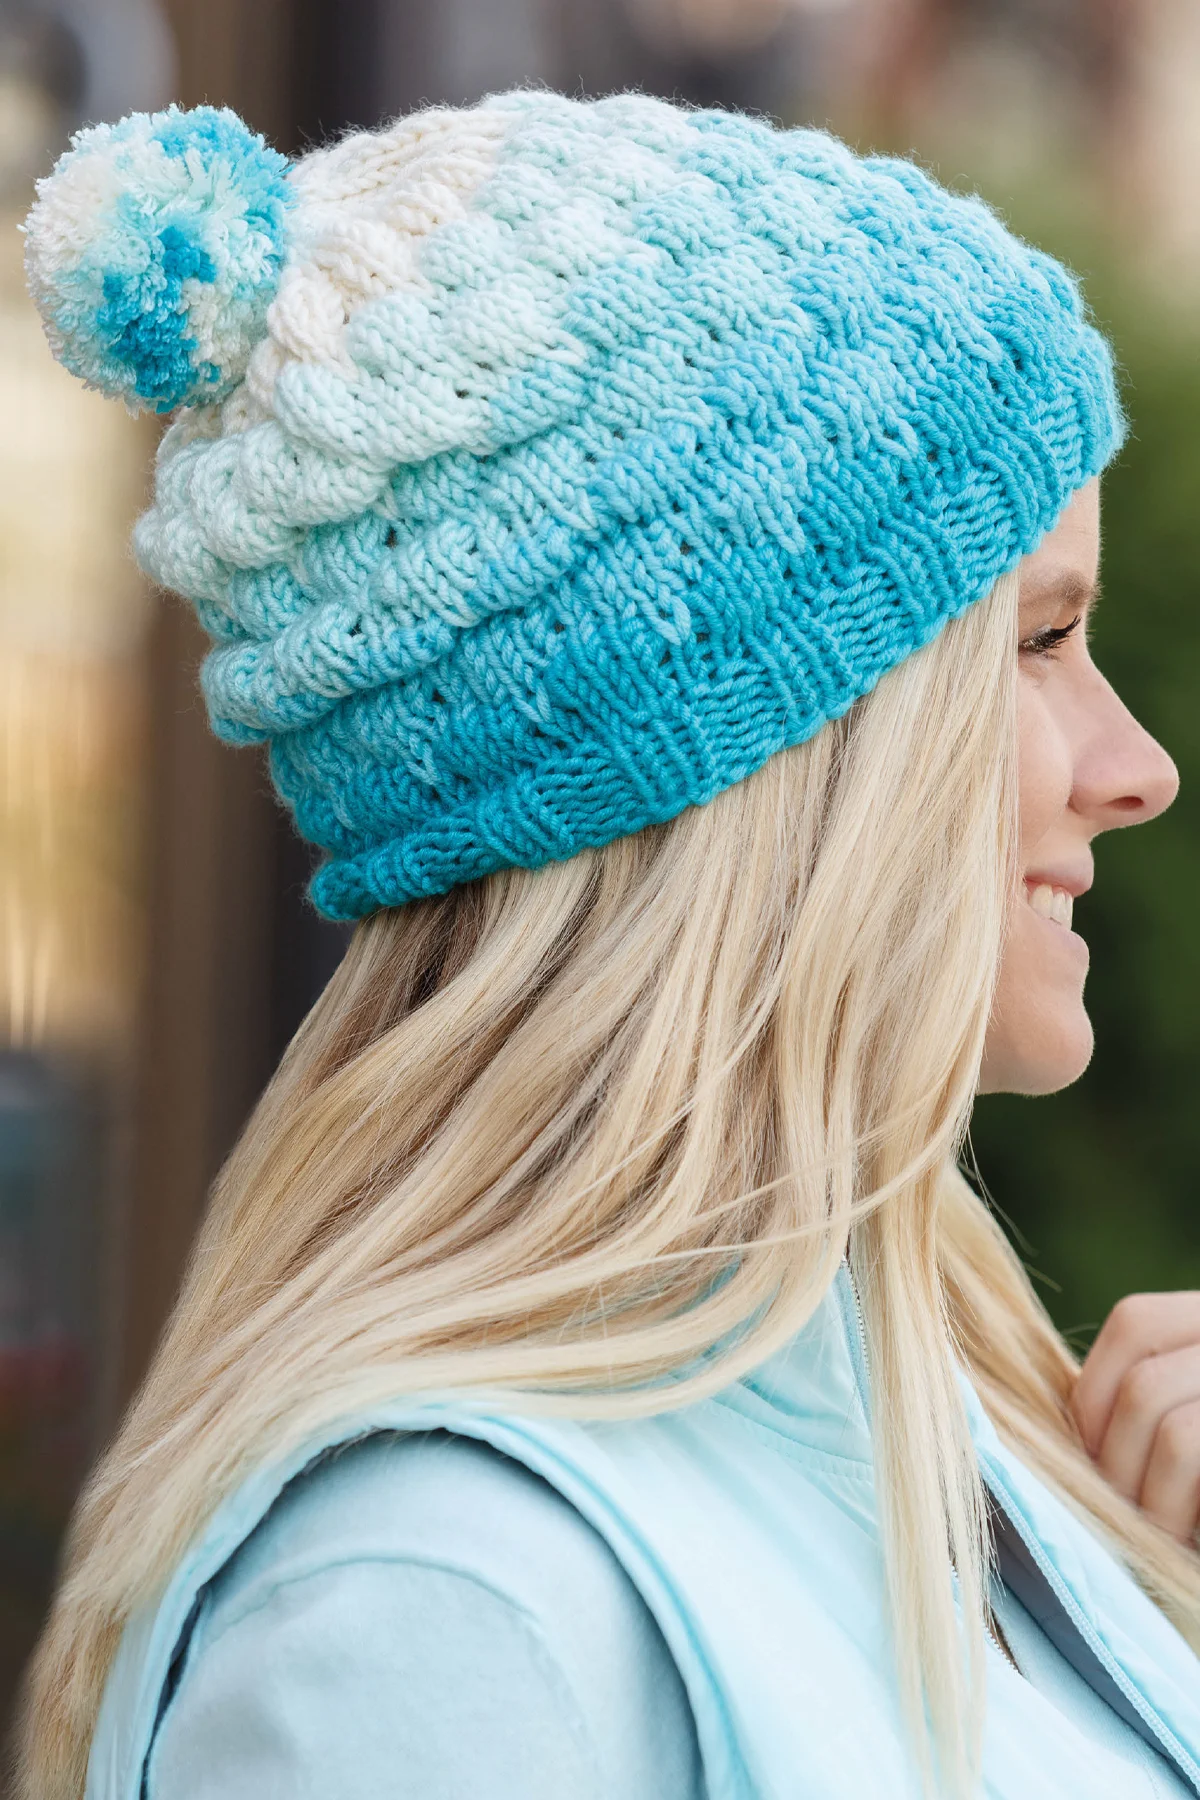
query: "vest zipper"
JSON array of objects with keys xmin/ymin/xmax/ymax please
[
  {"xmin": 983, "ymin": 1475, "xmax": 1200, "ymax": 1791},
  {"xmin": 981, "ymin": 1595, "xmax": 1021, "ymax": 1673},
  {"xmin": 842, "ymin": 1259, "xmax": 1019, "ymax": 1673},
  {"xmin": 843, "ymin": 1254, "xmax": 872, "ymax": 1392}
]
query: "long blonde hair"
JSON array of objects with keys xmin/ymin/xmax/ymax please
[{"xmin": 19, "ymin": 569, "xmax": 1200, "ymax": 1799}]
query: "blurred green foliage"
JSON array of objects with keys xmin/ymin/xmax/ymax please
[{"xmin": 971, "ymin": 291, "xmax": 1200, "ymax": 1348}]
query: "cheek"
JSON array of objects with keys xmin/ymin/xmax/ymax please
[
  {"xmin": 981, "ymin": 681, "xmax": 1091, "ymax": 1095},
  {"xmin": 1016, "ymin": 682, "xmax": 1072, "ymax": 857}
]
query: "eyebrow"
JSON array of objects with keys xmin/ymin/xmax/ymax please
[{"xmin": 1018, "ymin": 568, "xmax": 1099, "ymax": 615}]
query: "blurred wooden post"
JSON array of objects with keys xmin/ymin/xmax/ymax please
[
  {"xmin": 115, "ymin": 605, "xmax": 279, "ymax": 1405},
  {"xmin": 112, "ymin": 0, "xmax": 299, "ymax": 1412}
]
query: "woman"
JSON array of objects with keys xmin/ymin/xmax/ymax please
[{"xmin": 18, "ymin": 88, "xmax": 1200, "ymax": 1799}]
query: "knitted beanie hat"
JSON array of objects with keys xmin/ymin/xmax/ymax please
[{"xmin": 24, "ymin": 90, "xmax": 1122, "ymax": 919}]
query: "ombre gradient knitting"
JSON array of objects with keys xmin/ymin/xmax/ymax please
[{"xmin": 26, "ymin": 90, "xmax": 1124, "ymax": 918}]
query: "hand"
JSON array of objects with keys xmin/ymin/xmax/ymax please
[{"xmin": 1071, "ymin": 1292, "xmax": 1200, "ymax": 1542}]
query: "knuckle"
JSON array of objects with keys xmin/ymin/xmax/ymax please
[
  {"xmin": 1119, "ymin": 1355, "xmax": 1165, "ymax": 1416},
  {"xmin": 1157, "ymin": 1405, "xmax": 1200, "ymax": 1465},
  {"xmin": 1109, "ymin": 1292, "xmax": 1154, "ymax": 1350}
]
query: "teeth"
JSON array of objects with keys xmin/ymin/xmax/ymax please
[{"xmin": 1027, "ymin": 883, "xmax": 1074, "ymax": 928}]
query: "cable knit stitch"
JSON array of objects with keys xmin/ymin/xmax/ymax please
[{"xmin": 25, "ymin": 89, "xmax": 1124, "ymax": 918}]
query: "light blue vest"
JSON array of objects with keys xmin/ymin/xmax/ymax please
[{"xmin": 88, "ymin": 1267, "xmax": 1200, "ymax": 1799}]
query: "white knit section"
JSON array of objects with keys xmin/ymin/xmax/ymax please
[
  {"xmin": 141, "ymin": 90, "xmax": 702, "ymax": 603},
  {"xmin": 225, "ymin": 107, "xmax": 510, "ymax": 433}
]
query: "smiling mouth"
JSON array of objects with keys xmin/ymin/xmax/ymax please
[{"xmin": 1025, "ymin": 883, "xmax": 1075, "ymax": 929}]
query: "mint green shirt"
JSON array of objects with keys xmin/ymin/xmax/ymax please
[{"xmin": 147, "ymin": 1432, "xmax": 703, "ymax": 1799}]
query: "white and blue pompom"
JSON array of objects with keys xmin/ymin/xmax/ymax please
[{"xmin": 23, "ymin": 105, "xmax": 292, "ymax": 414}]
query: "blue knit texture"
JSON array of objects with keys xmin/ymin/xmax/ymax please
[
  {"xmin": 24, "ymin": 106, "xmax": 292, "ymax": 413},
  {"xmin": 27, "ymin": 91, "xmax": 1123, "ymax": 917}
]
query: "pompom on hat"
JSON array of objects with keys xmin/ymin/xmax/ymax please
[
  {"xmin": 24, "ymin": 106, "xmax": 292, "ymax": 413},
  {"xmin": 24, "ymin": 90, "xmax": 1123, "ymax": 919}
]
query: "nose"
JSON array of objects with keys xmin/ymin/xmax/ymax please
[{"xmin": 1073, "ymin": 670, "xmax": 1179, "ymax": 831}]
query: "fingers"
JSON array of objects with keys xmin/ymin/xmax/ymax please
[
  {"xmin": 1071, "ymin": 1291, "xmax": 1200, "ymax": 1457},
  {"xmin": 1091, "ymin": 1342, "xmax": 1200, "ymax": 1504},
  {"xmin": 1139, "ymin": 1398, "xmax": 1200, "ymax": 1540}
]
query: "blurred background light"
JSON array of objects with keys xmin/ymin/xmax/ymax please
[
  {"xmin": 0, "ymin": 0, "xmax": 165, "ymax": 1731},
  {"xmin": 623, "ymin": 0, "xmax": 851, "ymax": 60}
]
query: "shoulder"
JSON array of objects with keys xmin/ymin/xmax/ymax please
[
  {"xmin": 206, "ymin": 1427, "xmax": 637, "ymax": 1634},
  {"xmin": 147, "ymin": 1431, "xmax": 703, "ymax": 1800}
]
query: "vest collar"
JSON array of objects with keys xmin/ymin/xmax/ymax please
[{"xmin": 727, "ymin": 1262, "xmax": 874, "ymax": 1466}]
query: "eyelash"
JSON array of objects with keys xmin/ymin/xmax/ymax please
[{"xmin": 1019, "ymin": 613, "xmax": 1082, "ymax": 659}]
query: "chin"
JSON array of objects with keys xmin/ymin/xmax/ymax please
[
  {"xmin": 1011, "ymin": 1022, "xmax": 1094, "ymax": 1096},
  {"xmin": 981, "ymin": 907, "xmax": 1095, "ymax": 1096},
  {"xmin": 981, "ymin": 1007, "xmax": 1094, "ymax": 1097}
]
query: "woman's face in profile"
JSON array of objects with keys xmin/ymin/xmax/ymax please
[{"xmin": 980, "ymin": 477, "xmax": 1179, "ymax": 1096}]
